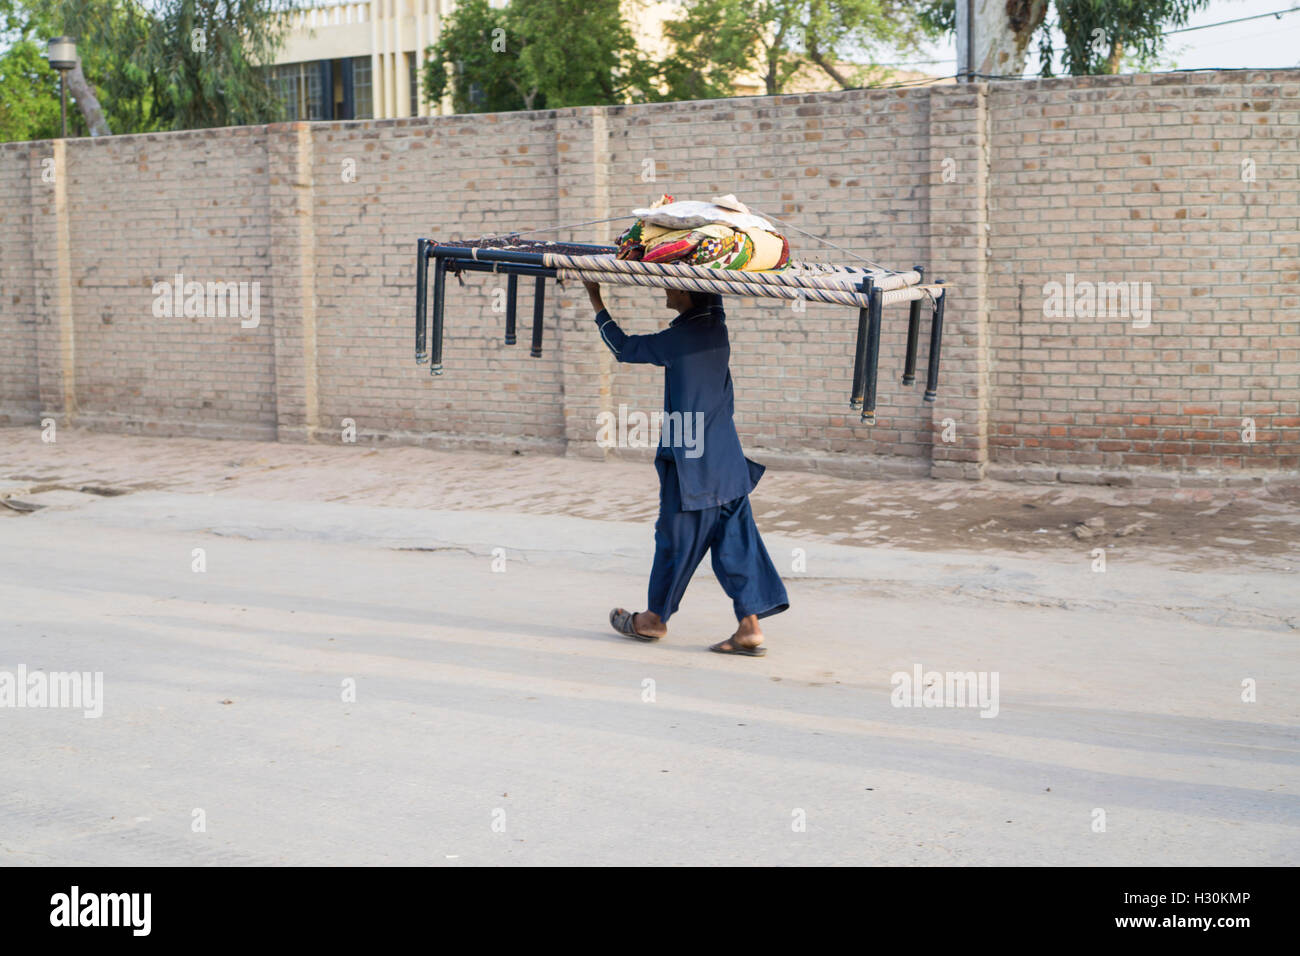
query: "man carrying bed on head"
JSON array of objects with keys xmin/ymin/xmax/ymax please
[{"xmin": 583, "ymin": 279, "xmax": 789, "ymax": 657}]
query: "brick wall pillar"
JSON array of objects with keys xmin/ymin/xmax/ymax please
[
  {"xmin": 927, "ymin": 84, "xmax": 991, "ymax": 479},
  {"xmin": 554, "ymin": 108, "xmax": 615, "ymax": 459},
  {"xmin": 267, "ymin": 123, "xmax": 320, "ymax": 442},
  {"xmin": 30, "ymin": 140, "xmax": 77, "ymax": 424}
]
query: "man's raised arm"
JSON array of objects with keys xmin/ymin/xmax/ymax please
[{"xmin": 584, "ymin": 280, "xmax": 675, "ymax": 367}]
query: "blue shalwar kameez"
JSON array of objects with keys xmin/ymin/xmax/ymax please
[{"xmin": 594, "ymin": 297, "xmax": 789, "ymax": 624}]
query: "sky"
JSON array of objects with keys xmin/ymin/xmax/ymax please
[{"xmin": 895, "ymin": 0, "xmax": 1300, "ymax": 76}]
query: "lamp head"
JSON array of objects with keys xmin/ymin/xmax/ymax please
[{"xmin": 47, "ymin": 36, "xmax": 77, "ymax": 71}]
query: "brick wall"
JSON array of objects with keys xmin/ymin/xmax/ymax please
[
  {"xmin": 600, "ymin": 91, "xmax": 934, "ymax": 474},
  {"xmin": 986, "ymin": 73, "xmax": 1300, "ymax": 479},
  {"xmin": 64, "ymin": 128, "xmax": 277, "ymax": 437},
  {"xmin": 1, "ymin": 70, "xmax": 1296, "ymax": 482},
  {"xmin": 0, "ymin": 144, "xmax": 39, "ymax": 419},
  {"xmin": 310, "ymin": 112, "xmax": 567, "ymax": 452}
]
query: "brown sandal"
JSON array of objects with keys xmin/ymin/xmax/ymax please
[
  {"xmin": 709, "ymin": 635, "xmax": 766, "ymax": 657},
  {"xmin": 610, "ymin": 608, "xmax": 660, "ymax": 642}
]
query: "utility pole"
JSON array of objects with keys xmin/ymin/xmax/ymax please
[{"xmin": 956, "ymin": 0, "xmax": 975, "ymax": 82}]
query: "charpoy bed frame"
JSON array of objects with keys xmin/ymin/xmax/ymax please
[{"xmin": 414, "ymin": 236, "xmax": 947, "ymax": 425}]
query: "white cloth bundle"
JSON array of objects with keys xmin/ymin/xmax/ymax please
[{"xmin": 631, "ymin": 200, "xmax": 776, "ymax": 234}]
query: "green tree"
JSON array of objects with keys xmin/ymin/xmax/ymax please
[
  {"xmin": 1, "ymin": 0, "xmax": 72, "ymax": 139},
  {"xmin": 3, "ymin": 0, "xmax": 289, "ymax": 141},
  {"xmin": 422, "ymin": 0, "xmax": 529, "ymax": 112},
  {"xmin": 423, "ymin": 0, "xmax": 656, "ymax": 113},
  {"xmin": 512, "ymin": 0, "xmax": 654, "ymax": 108},
  {"xmin": 660, "ymin": 0, "xmax": 764, "ymax": 100},
  {"xmin": 33, "ymin": 0, "xmax": 167, "ymax": 136},
  {"xmin": 1040, "ymin": 0, "xmax": 1210, "ymax": 75},
  {"xmin": 0, "ymin": 37, "xmax": 63, "ymax": 141},
  {"xmin": 660, "ymin": 0, "xmax": 942, "ymax": 97},
  {"xmin": 921, "ymin": 0, "xmax": 1210, "ymax": 77},
  {"xmin": 143, "ymin": 0, "xmax": 290, "ymax": 129}
]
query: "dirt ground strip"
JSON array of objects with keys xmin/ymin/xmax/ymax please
[{"xmin": 2, "ymin": 428, "xmax": 1298, "ymax": 573}]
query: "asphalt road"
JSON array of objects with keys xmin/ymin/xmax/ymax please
[{"xmin": 1, "ymin": 490, "xmax": 1296, "ymax": 865}]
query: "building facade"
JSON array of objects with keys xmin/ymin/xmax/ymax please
[{"xmin": 272, "ymin": 0, "xmax": 453, "ymax": 121}]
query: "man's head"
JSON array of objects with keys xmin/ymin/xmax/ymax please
[{"xmin": 665, "ymin": 288, "xmax": 718, "ymax": 315}]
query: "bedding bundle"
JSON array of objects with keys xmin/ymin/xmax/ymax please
[{"xmin": 615, "ymin": 194, "xmax": 790, "ymax": 272}]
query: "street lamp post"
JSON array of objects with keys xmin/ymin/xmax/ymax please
[{"xmin": 47, "ymin": 37, "xmax": 78, "ymax": 138}]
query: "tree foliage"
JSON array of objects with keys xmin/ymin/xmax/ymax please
[
  {"xmin": 422, "ymin": 0, "xmax": 526, "ymax": 112},
  {"xmin": 1, "ymin": 0, "xmax": 289, "ymax": 141},
  {"xmin": 30, "ymin": 0, "xmax": 167, "ymax": 135},
  {"xmin": 922, "ymin": 0, "xmax": 1211, "ymax": 76},
  {"xmin": 661, "ymin": 0, "xmax": 942, "ymax": 97},
  {"xmin": 142, "ymin": 0, "xmax": 291, "ymax": 128},
  {"xmin": 514, "ymin": 0, "xmax": 655, "ymax": 107},
  {"xmin": 426, "ymin": 0, "xmax": 947, "ymax": 109},
  {"xmin": 658, "ymin": 0, "xmax": 759, "ymax": 100},
  {"xmin": 1039, "ymin": 0, "xmax": 1210, "ymax": 75},
  {"xmin": 0, "ymin": 36, "xmax": 63, "ymax": 140},
  {"xmin": 423, "ymin": 0, "xmax": 656, "ymax": 113}
]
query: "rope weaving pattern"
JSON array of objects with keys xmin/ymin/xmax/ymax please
[{"xmin": 544, "ymin": 252, "xmax": 935, "ymax": 307}]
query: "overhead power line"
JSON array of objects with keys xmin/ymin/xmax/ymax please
[{"xmin": 1163, "ymin": 4, "xmax": 1300, "ymax": 36}]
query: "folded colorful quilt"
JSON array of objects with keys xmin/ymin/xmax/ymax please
[{"xmin": 615, "ymin": 194, "xmax": 790, "ymax": 272}]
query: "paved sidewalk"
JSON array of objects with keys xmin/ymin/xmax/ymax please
[{"xmin": 4, "ymin": 428, "xmax": 1299, "ymax": 569}]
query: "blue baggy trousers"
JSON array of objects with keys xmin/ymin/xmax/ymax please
[{"xmin": 647, "ymin": 456, "xmax": 790, "ymax": 624}]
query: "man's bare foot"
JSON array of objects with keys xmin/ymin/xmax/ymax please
[
  {"xmin": 709, "ymin": 615, "xmax": 766, "ymax": 656},
  {"xmin": 633, "ymin": 610, "xmax": 667, "ymax": 639},
  {"xmin": 609, "ymin": 607, "xmax": 667, "ymax": 641}
]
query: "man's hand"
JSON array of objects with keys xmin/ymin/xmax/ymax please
[{"xmin": 583, "ymin": 280, "xmax": 605, "ymax": 313}]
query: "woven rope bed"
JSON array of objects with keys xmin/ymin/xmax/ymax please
[
  {"xmin": 544, "ymin": 252, "xmax": 942, "ymax": 309},
  {"xmin": 415, "ymin": 236, "xmax": 949, "ymax": 425}
]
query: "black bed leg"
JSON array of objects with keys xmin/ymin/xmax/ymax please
[
  {"xmin": 924, "ymin": 282, "xmax": 946, "ymax": 402},
  {"xmin": 850, "ymin": 306, "xmax": 869, "ymax": 409},
  {"xmin": 505, "ymin": 273, "xmax": 518, "ymax": 345},
  {"xmin": 415, "ymin": 240, "xmax": 429, "ymax": 364},
  {"xmin": 429, "ymin": 257, "xmax": 446, "ymax": 375},
  {"xmin": 849, "ymin": 277, "xmax": 873, "ymax": 409},
  {"xmin": 530, "ymin": 276, "xmax": 546, "ymax": 357},
  {"xmin": 902, "ymin": 265, "xmax": 923, "ymax": 384},
  {"xmin": 861, "ymin": 287, "xmax": 883, "ymax": 424}
]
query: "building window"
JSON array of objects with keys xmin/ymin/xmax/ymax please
[
  {"xmin": 272, "ymin": 63, "xmax": 302, "ymax": 120},
  {"xmin": 304, "ymin": 63, "xmax": 324, "ymax": 118},
  {"xmin": 408, "ymin": 53, "xmax": 419, "ymax": 117},
  {"xmin": 353, "ymin": 56, "xmax": 373, "ymax": 119},
  {"xmin": 271, "ymin": 61, "xmax": 329, "ymax": 120}
]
